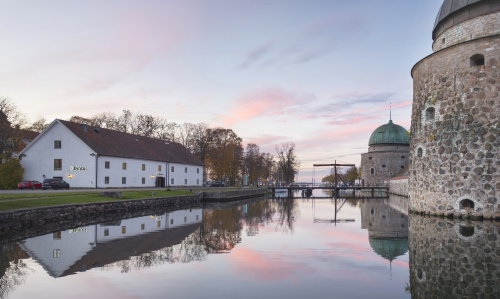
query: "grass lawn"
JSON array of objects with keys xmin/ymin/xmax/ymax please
[{"xmin": 0, "ymin": 190, "xmax": 194, "ymax": 212}]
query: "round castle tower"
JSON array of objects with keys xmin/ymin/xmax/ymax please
[
  {"xmin": 360, "ymin": 120, "xmax": 410, "ymax": 186},
  {"xmin": 410, "ymin": 0, "xmax": 500, "ymax": 217}
]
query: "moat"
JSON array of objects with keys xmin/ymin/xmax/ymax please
[{"xmin": 0, "ymin": 190, "xmax": 498, "ymax": 299}]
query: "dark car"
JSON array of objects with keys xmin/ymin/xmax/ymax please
[
  {"xmin": 42, "ymin": 178, "xmax": 70, "ymax": 190},
  {"xmin": 210, "ymin": 181, "xmax": 225, "ymax": 187},
  {"xmin": 18, "ymin": 180, "xmax": 42, "ymax": 190}
]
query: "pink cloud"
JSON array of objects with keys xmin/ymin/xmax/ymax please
[{"xmin": 223, "ymin": 87, "xmax": 315, "ymax": 126}]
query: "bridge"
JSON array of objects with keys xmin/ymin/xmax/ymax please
[{"xmin": 268, "ymin": 186, "xmax": 389, "ymax": 197}]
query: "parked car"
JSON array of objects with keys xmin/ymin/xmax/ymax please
[
  {"xmin": 18, "ymin": 180, "xmax": 42, "ymax": 190},
  {"xmin": 210, "ymin": 181, "xmax": 225, "ymax": 187},
  {"xmin": 42, "ymin": 178, "xmax": 70, "ymax": 190}
]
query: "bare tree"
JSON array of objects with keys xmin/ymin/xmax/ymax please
[
  {"xmin": 27, "ymin": 117, "xmax": 49, "ymax": 133},
  {"xmin": 0, "ymin": 98, "xmax": 29, "ymax": 160},
  {"xmin": 275, "ymin": 142, "xmax": 300, "ymax": 184}
]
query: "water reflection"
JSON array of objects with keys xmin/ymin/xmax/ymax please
[
  {"xmin": 3, "ymin": 193, "xmax": 499, "ymax": 298},
  {"xmin": 409, "ymin": 215, "xmax": 500, "ymax": 298}
]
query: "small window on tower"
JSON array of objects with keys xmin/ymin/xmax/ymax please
[
  {"xmin": 417, "ymin": 148, "xmax": 423, "ymax": 158},
  {"xmin": 470, "ymin": 54, "xmax": 485, "ymax": 67},
  {"xmin": 382, "ymin": 165, "xmax": 386, "ymax": 168},
  {"xmin": 370, "ymin": 168, "xmax": 375, "ymax": 174},
  {"xmin": 401, "ymin": 166, "xmax": 405, "ymax": 169},
  {"xmin": 426, "ymin": 107, "xmax": 435, "ymax": 122},
  {"xmin": 369, "ymin": 157, "xmax": 372, "ymax": 160}
]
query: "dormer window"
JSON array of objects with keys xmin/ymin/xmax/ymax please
[{"xmin": 470, "ymin": 54, "xmax": 484, "ymax": 67}]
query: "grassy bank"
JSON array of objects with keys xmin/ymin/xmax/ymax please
[{"xmin": 0, "ymin": 190, "xmax": 194, "ymax": 212}]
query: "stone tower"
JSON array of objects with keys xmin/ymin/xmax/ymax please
[
  {"xmin": 409, "ymin": 0, "xmax": 500, "ymax": 217},
  {"xmin": 360, "ymin": 120, "xmax": 410, "ymax": 186}
]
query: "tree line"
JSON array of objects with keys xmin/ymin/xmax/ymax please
[{"xmin": 0, "ymin": 97, "xmax": 300, "ymax": 187}]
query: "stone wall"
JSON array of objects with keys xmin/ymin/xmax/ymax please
[
  {"xmin": 388, "ymin": 177, "xmax": 409, "ymax": 197},
  {"xmin": 410, "ymin": 33, "xmax": 500, "ymax": 218},
  {"xmin": 360, "ymin": 146, "xmax": 409, "ymax": 186},
  {"xmin": 433, "ymin": 11, "xmax": 500, "ymax": 52},
  {"xmin": 0, "ymin": 194, "xmax": 202, "ymax": 235},
  {"xmin": 203, "ymin": 188, "xmax": 266, "ymax": 202},
  {"xmin": 409, "ymin": 215, "xmax": 500, "ymax": 298}
]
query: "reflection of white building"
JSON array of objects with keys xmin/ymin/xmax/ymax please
[{"xmin": 18, "ymin": 209, "xmax": 202, "ymax": 277}]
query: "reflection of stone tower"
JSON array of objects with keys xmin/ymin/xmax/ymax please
[
  {"xmin": 360, "ymin": 197, "xmax": 409, "ymax": 273},
  {"xmin": 409, "ymin": 215, "xmax": 500, "ymax": 298},
  {"xmin": 360, "ymin": 120, "xmax": 410, "ymax": 186},
  {"xmin": 410, "ymin": 0, "xmax": 500, "ymax": 217}
]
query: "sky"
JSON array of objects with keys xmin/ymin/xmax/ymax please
[{"xmin": 0, "ymin": 0, "xmax": 443, "ymax": 182}]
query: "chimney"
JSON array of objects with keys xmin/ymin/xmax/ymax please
[
  {"xmin": 80, "ymin": 124, "xmax": 88, "ymax": 132},
  {"xmin": 93, "ymin": 127, "xmax": 100, "ymax": 133}
]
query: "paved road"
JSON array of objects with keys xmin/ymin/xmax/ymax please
[{"xmin": 0, "ymin": 186, "xmax": 241, "ymax": 195}]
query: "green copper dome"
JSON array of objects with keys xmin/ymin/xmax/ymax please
[
  {"xmin": 368, "ymin": 120, "xmax": 409, "ymax": 146},
  {"xmin": 369, "ymin": 238, "xmax": 409, "ymax": 262}
]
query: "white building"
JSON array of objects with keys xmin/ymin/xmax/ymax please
[
  {"xmin": 19, "ymin": 120, "xmax": 204, "ymax": 188},
  {"xmin": 18, "ymin": 209, "xmax": 203, "ymax": 277}
]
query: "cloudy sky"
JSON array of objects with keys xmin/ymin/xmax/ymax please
[{"xmin": 1, "ymin": 0, "xmax": 442, "ymax": 181}]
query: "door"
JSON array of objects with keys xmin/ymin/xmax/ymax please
[{"xmin": 156, "ymin": 177, "xmax": 165, "ymax": 187}]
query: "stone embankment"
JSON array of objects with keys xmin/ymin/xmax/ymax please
[
  {"xmin": 202, "ymin": 188, "xmax": 267, "ymax": 202},
  {"xmin": 0, "ymin": 194, "xmax": 203, "ymax": 244},
  {"xmin": 0, "ymin": 189, "xmax": 268, "ymax": 238}
]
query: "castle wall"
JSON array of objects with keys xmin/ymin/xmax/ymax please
[
  {"xmin": 388, "ymin": 177, "xmax": 409, "ymax": 198},
  {"xmin": 433, "ymin": 11, "xmax": 500, "ymax": 52},
  {"xmin": 409, "ymin": 215, "xmax": 500, "ymax": 298},
  {"xmin": 360, "ymin": 145, "xmax": 409, "ymax": 186},
  {"xmin": 410, "ymin": 33, "xmax": 500, "ymax": 217}
]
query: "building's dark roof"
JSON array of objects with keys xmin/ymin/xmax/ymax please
[
  {"xmin": 433, "ymin": 0, "xmax": 500, "ymax": 40},
  {"xmin": 20, "ymin": 130, "xmax": 39, "ymax": 141},
  {"xmin": 59, "ymin": 120, "xmax": 204, "ymax": 166},
  {"xmin": 368, "ymin": 120, "xmax": 410, "ymax": 146}
]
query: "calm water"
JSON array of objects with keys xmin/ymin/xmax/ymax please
[{"xmin": 0, "ymin": 190, "xmax": 497, "ymax": 298}]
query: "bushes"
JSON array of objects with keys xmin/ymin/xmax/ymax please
[{"xmin": 0, "ymin": 158, "xmax": 24, "ymax": 189}]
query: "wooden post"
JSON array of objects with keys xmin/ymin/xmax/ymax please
[
  {"xmin": 371, "ymin": 188, "xmax": 374, "ymax": 197},
  {"xmin": 272, "ymin": 188, "xmax": 275, "ymax": 197}
]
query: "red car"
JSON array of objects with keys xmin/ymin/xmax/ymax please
[{"xmin": 18, "ymin": 180, "xmax": 42, "ymax": 190}]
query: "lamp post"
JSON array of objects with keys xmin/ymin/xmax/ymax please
[{"xmin": 165, "ymin": 142, "xmax": 170, "ymax": 188}]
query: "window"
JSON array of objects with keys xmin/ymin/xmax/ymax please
[
  {"xmin": 370, "ymin": 209, "xmax": 375, "ymax": 215},
  {"xmin": 158, "ymin": 165, "xmax": 161, "ymax": 171},
  {"xmin": 417, "ymin": 148, "xmax": 423, "ymax": 157},
  {"xmin": 54, "ymin": 140, "xmax": 61, "ymax": 149},
  {"xmin": 401, "ymin": 166, "xmax": 405, "ymax": 169},
  {"xmin": 105, "ymin": 177, "xmax": 109, "ymax": 184},
  {"xmin": 171, "ymin": 178, "xmax": 174, "ymax": 184},
  {"xmin": 470, "ymin": 54, "xmax": 485, "ymax": 67},
  {"xmin": 122, "ymin": 177, "xmax": 126, "ymax": 184},
  {"xmin": 196, "ymin": 215, "xmax": 199, "ymax": 220},
  {"xmin": 460, "ymin": 199, "xmax": 475, "ymax": 209},
  {"xmin": 382, "ymin": 165, "xmax": 386, "ymax": 168},
  {"xmin": 197, "ymin": 179, "xmax": 199, "ymax": 185},
  {"xmin": 185, "ymin": 167, "xmax": 187, "ymax": 173},
  {"xmin": 170, "ymin": 219, "xmax": 174, "ymax": 225},
  {"xmin": 141, "ymin": 224, "xmax": 145, "ymax": 230},
  {"xmin": 53, "ymin": 231, "xmax": 61, "ymax": 240},
  {"xmin": 104, "ymin": 229, "xmax": 109, "ymax": 236},
  {"xmin": 184, "ymin": 217, "xmax": 187, "ymax": 223},
  {"xmin": 197, "ymin": 168, "xmax": 199, "ymax": 174},
  {"xmin": 370, "ymin": 168, "xmax": 375, "ymax": 174},
  {"xmin": 185, "ymin": 179, "xmax": 187, "ymax": 185},
  {"xmin": 401, "ymin": 156, "xmax": 405, "ymax": 159},
  {"xmin": 425, "ymin": 107, "xmax": 435, "ymax": 122},
  {"xmin": 171, "ymin": 166, "xmax": 174, "ymax": 172},
  {"xmin": 122, "ymin": 163, "xmax": 127, "ymax": 170},
  {"xmin": 54, "ymin": 159, "xmax": 62, "ymax": 170},
  {"xmin": 157, "ymin": 221, "xmax": 161, "ymax": 228},
  {"xmin": 142, "ymin": 177, "xmax": 145, "ymax": 184},
  {"xmin": 105, "ymin": 161, "xmax": 110, "ymax": 169},
  {"xmin": 142, "ymin": 164, "xmax": 145, "ymax": 171},
  {"xmin": 53, "ymin": 249, "xmax": 61, "ymax": 258},
  {"xmin": 122, "ymin": 226, "xmax": 126, "ymax": 234},
  {"xmin": 369, "ymin": 157, "xmax": 372, "ymax": 160}
]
